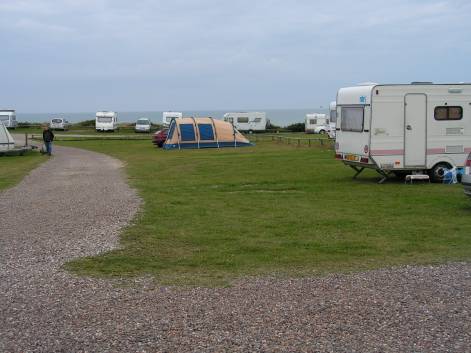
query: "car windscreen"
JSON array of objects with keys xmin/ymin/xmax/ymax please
[
  {"xmin": 137, "ymin": 119, "xmax": 150, "ymax": 125},
  {"xmin": 340, "ymin": 107, "xmax": 364, "ymax": 132},
  {"xmin": 97, "ymin": 117, "xmax": 112, "ymax": 123},
  {"xmin": 51, "ymin": 119, "xmax": 62, "ymax": 123}
]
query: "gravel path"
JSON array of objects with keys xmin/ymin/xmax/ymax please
[{"xmin": 1, "ymin": 146, "xmax": 471, "ymax": 353}]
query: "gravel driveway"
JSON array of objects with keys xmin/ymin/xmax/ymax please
[{"xmin": 1, "ymin": 146, "xmax": 470, "ymax": 353}]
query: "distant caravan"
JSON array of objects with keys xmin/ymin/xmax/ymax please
[
  {"xmin": 96, "ymin": 111, "xmax": 118, "ymax": 132},
  {"xmin": 0, "ymin": 110, "xmax": 17, "ymax": 129},
  {"xmin": 328, "ymin": 101, "xmax": 337, "ymax": 139},
  {"xmin": 305, "ymin": 113, "xmax": 329, "ymax": 134},
  {"xmin": 223, "ymin": 112, "xmax": 267, "ymax": 132},
  {"xmin": 335, "ymin": 82, "xmax": 471, "ymax": 183},
  {"xmin": 162, "ymin": 112, "xmax": 183, "ymax": 126}
]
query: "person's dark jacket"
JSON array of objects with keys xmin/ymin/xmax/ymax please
[{"xmin": 43, "ymin": 129, "xmax": 54, "ymax": 143}]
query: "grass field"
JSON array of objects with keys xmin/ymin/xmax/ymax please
[
  {"xmin": 61, "ymin": 140, "xmax": 471, "ymax": 286},
  {"xmin": 0, "ymin": 151, "xmax": 45, "ymax": 191}
]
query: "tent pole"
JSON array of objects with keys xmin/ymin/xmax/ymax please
[{"xmin": 191, "ymin": 116, "xmax": 200, "ymax": 149}]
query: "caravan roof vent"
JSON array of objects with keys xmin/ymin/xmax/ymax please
[{"xmin": 411, "ymin": 81, "xmax": 433, "ymax": 85}]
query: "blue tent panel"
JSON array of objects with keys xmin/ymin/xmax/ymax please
[
  {"xmin": 198, "ymin": 124, "xmax": 215, "ymax": 140},
  {"xmin": 180, "ymin": 124, "xmax": 196, "ymax": 141}
]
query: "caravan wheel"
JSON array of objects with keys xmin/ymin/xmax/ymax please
[
  {"xmin": 430, "ymin": 163, "xmax": 452, "ymax": 183},
  {"xmin": 319, "ymin": 130, "xmax": 326, "ymax": 134}
]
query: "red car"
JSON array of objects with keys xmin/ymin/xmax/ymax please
[{"xmin": 152, "ymin": 128, "xmax": 168, "ymax": 148}]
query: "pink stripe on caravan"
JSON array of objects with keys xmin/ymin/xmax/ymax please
[
  {"xmin": 427, "ymin": 148, "xmax": 446, "ymax": 155},
  {"xmin": 370, "ymin": 149, "xmax": 404, "ymax": 156}
]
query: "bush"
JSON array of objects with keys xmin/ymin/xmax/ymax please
[
  {"xmin": 74, "ymin": 119, "xmax": 96, "ymax": 128},
  {"xmin": 286, "ymin": 122, "xmax": 305, "ymax": 132}
]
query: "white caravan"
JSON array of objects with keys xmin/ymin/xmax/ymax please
[
  {"xmin": 0, "ymin": 121, "xmax": 15, "ymax": 151},
  {"xmin": 328, "ymin": 101, "xmax": 337, "ymax": 139},
  {"xmin": 96, "ymin": 111, "xmax": 118, "ymax": 132},
  {"xmin": 163, "ymin": 112, "xmax": 183, "ymax": 126},
  {"xmin": 50, "ymin": 117, "xmax": 71, "ymax": 131},
  {"xmin": 223, "ymin": 112, "xmax": 267, "ymax": 132},
  {"xmin": 305, "ymin": 113, "xmax": 329, "ymax": 134},
  {"xmin": 335, "ymin": 82, "xmax": 471, "ymax": 182},
  {"xmin": 0, "ymin": 110, "xmax": 17, "ymax": 129}
]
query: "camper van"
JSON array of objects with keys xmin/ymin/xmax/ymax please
[
  {"xmin": 223, "ymin": 112, "xmax": 267, "ymax": 132},
  {"xmin": 135, "ymin": 118, "xmax": 151, "ymax": 133},
  {"xmin": 328, "ymin": 101, "xmax": 337, "ymax": 139},
  {"xmin": 335, "ymin": 83, "xmax": 471, "ymax": 182},
  {"xmin": 0, "ymin": 110, "xmax": 17, "ymax": 129},
  {"xmin": 305, "ymin": 113, "xmax": 329, "ymax": 134},
  {"xmin": 50, "ymin": 118, "xmax": 71, "ymax": 131},
  {"xmin": 96, "ymin": 111, "xmax": 118, "ymax": 132},
  {"xmin": 162, "ymin": 112, "xmax": 183, "ymax": 126}
]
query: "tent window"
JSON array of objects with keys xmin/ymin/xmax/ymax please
[
  {"xmin": 180, "ymin": 124, "xmax": 196, "ymax": 141},
  {"xmin": 198, "ymin": 124, "xmax": 215, "ymax": 140},
  {"xmin": 167, "ymin": 121, "xmax": 176, "ymax": 140}
]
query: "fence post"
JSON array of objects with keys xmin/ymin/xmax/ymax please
[
  {"xmin": 297, "ymin": 138, "xmax": 300, "ymax": 147},
  {"xmin": 320, "ymin": 139, "xmax": 324, "ymax": 146},
  {"xmin": 309, "ymin": 139, "xmax": 311, "ymax": 147}
]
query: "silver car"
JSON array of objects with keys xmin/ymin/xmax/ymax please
[
  {"xmin": 50, "ymin": 118, "xmax": 71, "ymax": 131},
  {"xmin": 135, "ymin": 118, "xmax": 151, "ymax": 133}
]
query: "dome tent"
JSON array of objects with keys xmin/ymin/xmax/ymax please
[
  {"xmin": 0, "ymin": 121, "xmax": 15, "ymax": 152},
  {"xmin": 163, "ymin": 117, "xmax": 253, "ymax": 150}
]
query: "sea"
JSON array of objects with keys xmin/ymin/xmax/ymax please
[{"xmin": 17, "ymin": 109, "xmax": 329, "ymax": 128}]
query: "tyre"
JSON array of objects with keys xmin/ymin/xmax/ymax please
[{"xmin": 429, "ymin": 163, "xmax": 452, "ymax": 183}]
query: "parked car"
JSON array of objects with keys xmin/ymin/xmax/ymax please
[
  {"xmin": 135, "ymin": 118, "xmax": 151, "ymax": 133},
  {"xmin": 153, "ymin": 128, "xmax": 168, "ymax": 147},
  {"xmin": 50, "ymin": 118, "xmax": 71, "ymax": 131}
]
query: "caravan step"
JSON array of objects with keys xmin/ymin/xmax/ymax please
[{"xmin": 405, "ymin": 174, "xmax": 430, "ymax": 184}]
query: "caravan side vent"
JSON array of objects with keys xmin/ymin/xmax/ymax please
[
  {"xmin": 446, "ymin": 128, "xmax": 464, "ymax": 135},
  {"xmin": 446, "ymin": 145, "xmax": 464, "ymax": 154}
]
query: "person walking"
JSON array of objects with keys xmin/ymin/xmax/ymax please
[{"xmin": 42, "ymin": 125, "xmax": 54, "ymax": 156}]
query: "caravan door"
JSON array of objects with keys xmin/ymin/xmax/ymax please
[{"xmin": 404, "ymin": 94, "xmax": 427, "ymax": 167}]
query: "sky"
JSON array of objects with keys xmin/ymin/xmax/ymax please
[{"xmin": 1, "ymin": 0, "xmax": 471, "ymax": 113}]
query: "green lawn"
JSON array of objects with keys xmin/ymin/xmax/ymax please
[
  {"xmin": 61, "ymin": 140, "xmax": 471, "ymax": 286},
  {"xmin": 0, "ymin": 151, "xmax": 45, "ymax": 191}
]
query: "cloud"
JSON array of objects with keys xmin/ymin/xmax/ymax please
[{"xmin": 1, "ymin": 0, "xmax": 471, "ymax": 111}]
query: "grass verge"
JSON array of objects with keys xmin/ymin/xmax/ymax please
[
  {"xmin": 61, "ymin": 140, "xmax": 471, "ymax": 286},
  {"xmin": 0, "ymin": 151, "xmax": 45, "ymax": 191}
]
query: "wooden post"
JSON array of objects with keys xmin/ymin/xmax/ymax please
[{"xmin": 309, "ymin": 139, "xmax": 311, "ymax": 147}]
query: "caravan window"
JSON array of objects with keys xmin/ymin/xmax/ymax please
[
  {"xmin": 237, "ymin": 117, "xmax": 249, "ymax": 123},
  {"xmin": 253, "ymin": 118, "xmax": 262, "ymax": 123},
  {"xmin": 309, "ymin": 119, "xmax": 317, "ymax": 125},
  {"xmin": 340, "ymin": 107, "xmax": 364, "ymax": 132},
  {"xmin": 0, "ymin": 115, "xmax": 9, "ymax": 121},
  {"xmin": 97, "ymin": 117, "xmax": 112, "ymax": 123},
  {"xmin": 180, "ymin": 124, "xmax": 196, "ymax": 141},
  {"xmin": 198, "ymin": 124, "xmax": 215, "ymax": 140},
  {"xmin": 330, "ymin": 109, "xmax": 337, "ymax": 123},
  {"xmin": 434, "ymin": 106, "xmax": 462, "ymax": 120}
]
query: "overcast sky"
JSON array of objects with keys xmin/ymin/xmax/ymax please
[{"xmin": 1, "ymin": 0, "xmax": 471, "ymax": 112}]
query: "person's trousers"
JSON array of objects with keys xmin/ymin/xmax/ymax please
[{"xmin": 45, "ymin": 142, "xmax": 52, "ymax": 155}]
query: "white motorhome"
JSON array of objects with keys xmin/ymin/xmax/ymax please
[
  {"xmin": 163, "ymin": 112, "xmax": 183, "ymax": 126},
  {"xmin": 50, "ymin": 117, "xmax": 71, "ymax": 131},
  {"xmin": 96, "ymin": 111, "xmax": 118, "ymax": 132},
  {"xmin": 0, "ymin": 110, "xmax": 17, "ymax": 129},
  {"xmin": 223, "ymin": 112, "xmax": 267, "ymax": 132},
  {"xmin": 328, "ymin": 101, "xmax": 337, "ymax": 139},
  {"xmin": 335, "ymin": 82, "xmax": 471, "ymax": 182},
  {"xmin": 305, "ymin": 113, "xmax": 329, "ymax": 134}
]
